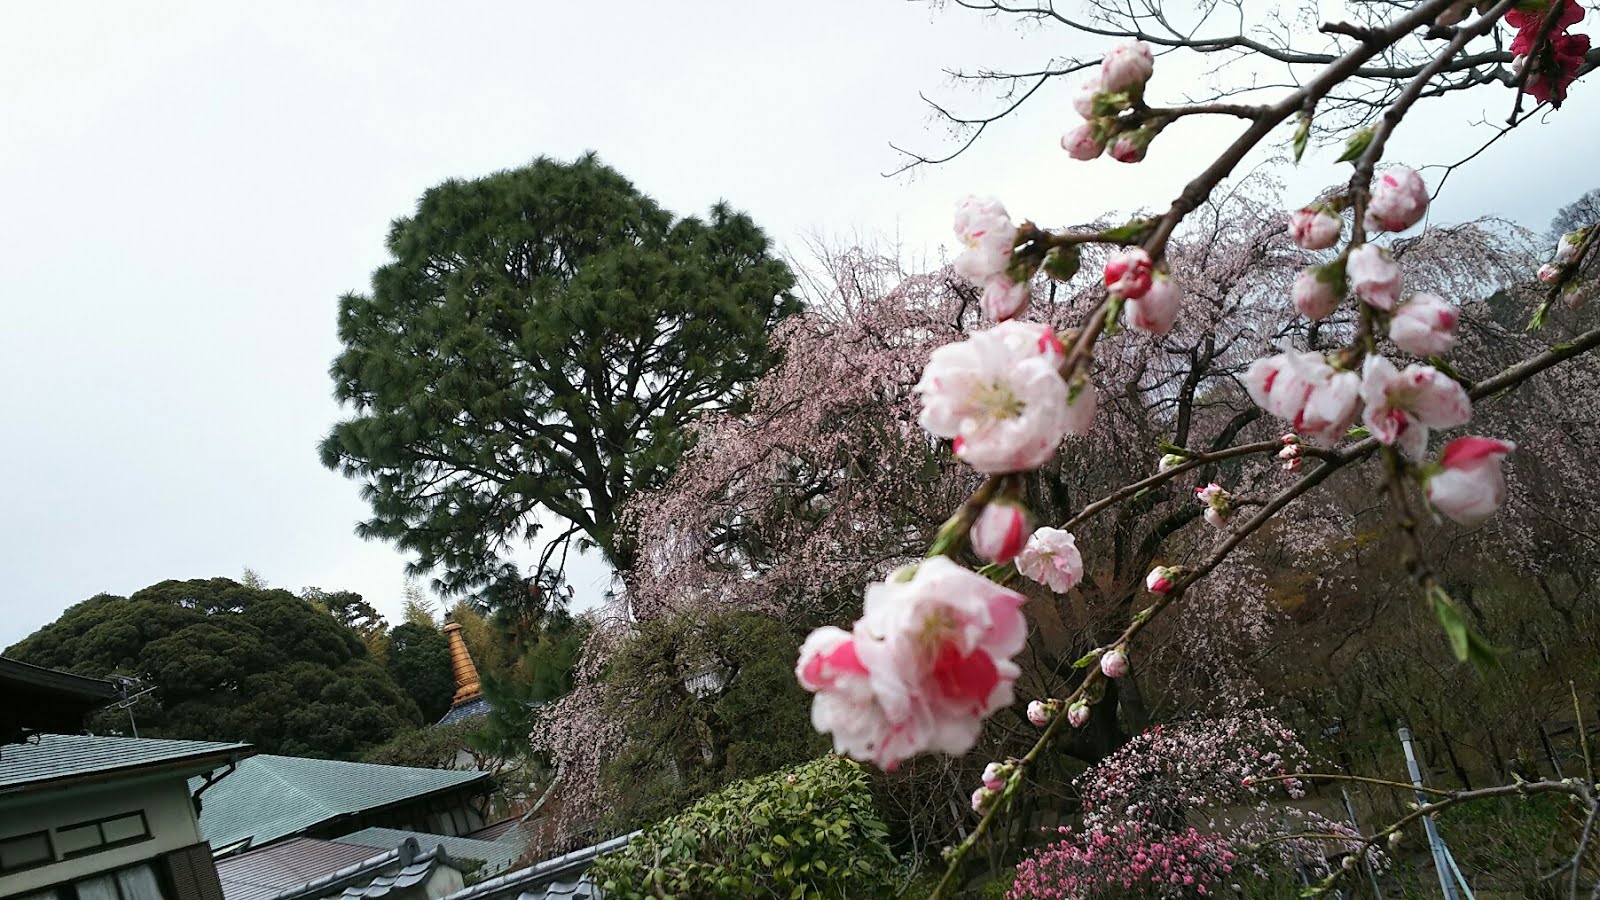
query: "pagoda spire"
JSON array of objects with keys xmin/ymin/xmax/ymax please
[{"xmin": 442, "ymin": 622, "xmax": 482, "ymax": 706}]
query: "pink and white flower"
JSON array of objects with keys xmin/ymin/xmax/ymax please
[
  {"xmin": 971, "ymin": 500, "xmax": 1032, "ymax": 564},
  {"xmin": 971, "ymin": 786, "xmax": 995, "ymax": 813},
  {"xmin": 1288, "ymin": 207, "xmax": 1342, "ymax": 250},
  {"xmin": 1425, "ymin": 436, "xmax": 1515, "ymax": 526},
  {"xmin": 1146, "ymin": 565, "xmax": 1179, "ymax": 594},
  {"xmin": 1360, "ymin": 355, "xmax": 1473, "ymax": 460},
  {"xmin": 1365, "ymin": 167, "xmax": 1428, "ymax": 232},
  {"xmin": 982, "ymin": 761, "xmax": 1011, "ymax": 790},
  {"xmin": 1014, "ymin": 527, "xmax": 1085, "ymax": 593},
  {"xmin": 916, "ymin": 322, "xmax": 1073, "ymax": 473},
  {"xmin": 1388, "ymin": 292, "xmax": 1458, "ymax": 358},
  {"xmin": 953, "ymin": 196, "xmax": 1016, "ymax": 285},
  {"xmin": 1292, "ymin": 264, "xmax": 1344, "ymax": 320},
  {"xmin": 1061, "ymin": 123, "xmax": 1105, "ymax": 160},
  {"xmin": 1244, "ymin": 349, "xmax": 1362, "ymax": 446},
  {"xmin": 1279, "ymin": 443, "xmax": 1301, "ymax": 471},
  {"xmin": 1100, "ymin": 41, "xmax": 1155, "ymax": 92},
  {"xmin": 1104, "ymin": 247, "xmax": 1154, "ymax": 299},
  {"xmin": 1068, "ymin": 701, "xmax": 1090, "ymax": 728},
  {"xmin": 980, "ymin": 277, "xmax": 1031, "ymax": 322},
  {"xmin": 1556, "ymin": 231, "xmax": 1582, "ymax": 265},
  {"xmin": 1073, "ymin": 80, "xmax": 1099, "ymax": 118},
  {"xmin": 1538, "ymin": 262, "xmax": 1564, "ymax": 284},
  {"xmin": 1347, "ymin": 243, "xmax": 1402, "ymax": 310},
  {"xmin": 1100, "ymin": 647, "xmax": 1130, "ymax": 679},
  {"xmin": 1125, "ymin": 271, "xmax": 1181, "ymax": 333},
  {"xmin": 1027, "ymin": 699, "xmax": 1055, "ymax": 727}
]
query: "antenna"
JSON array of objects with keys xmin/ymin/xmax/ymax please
[{"xmin": 107, "ymin": 675, "xmax": 156, "ymax": 739}]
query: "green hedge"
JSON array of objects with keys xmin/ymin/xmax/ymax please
[{"xmin": 591, "ymin": 755, "xmax": 899, "ymax": 899}]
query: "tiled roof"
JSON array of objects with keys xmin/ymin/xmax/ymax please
[
  {"xmin": 436, "ymin": 697, "xmax": 492, "ymax": 726},
  {"xmin": 193, "ymin": 754, "xmax": 491, "ymax": 850},
  {"xmin": 237, "ymin": 838, "xmax": 463, "ymax": 900},
  {"xmin": 437, "ymin": 833, "xmax": 637, "ymax": 900},
  {"xmin": 464, "ymin": 818, "xmax": 525, "ymax": 844},
  {"xmin": 336, "ymin": 827, "xmax": 522, "ymax": 877},
  {"xmin": 216, "ymin": 837, "xmax": 380, "ymax": 900},
  {"xmin": 0, "ymin": 733, "xmax": 251, "ymax": 792}
]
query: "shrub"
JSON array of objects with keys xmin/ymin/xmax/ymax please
[
  {"xmin": 591, "ymin": 755, "xmax": 898, "ymax": 898},
  {"xmin": 1009, "ymin": 823, "xmax": 1238, "ymax": 900}
]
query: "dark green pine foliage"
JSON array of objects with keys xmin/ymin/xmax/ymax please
[
  {"xmin": 5, "ymin": 579, "xmax": 421, "ymax": 758},
  {"xmin": 320, "ymin": 154, "xmax": 798, "ymax": 591},
  {"xmin": 386, "ymin": 621, "xmax": 456, "ymax": 723}
]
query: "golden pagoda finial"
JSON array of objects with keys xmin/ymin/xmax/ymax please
[{"xmin": 442, "ymin": 621, "xmax": 482, "ymax": 706}]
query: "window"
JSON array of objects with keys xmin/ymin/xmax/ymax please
[
  {"xmin": 0, "ymin": 830, "xmax": 54, "ymax": 873},
  {"xmin": 28, "ymin": 864, "xmax": 168, "ymax": 900},
  {"xmin": 55, "ymin": 812, "xmax": 150, "ymax": 859}
]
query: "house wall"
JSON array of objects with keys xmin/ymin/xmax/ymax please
[{"xmin": 0, "ymin": 776, "xmax": 202, "ymax": 896}]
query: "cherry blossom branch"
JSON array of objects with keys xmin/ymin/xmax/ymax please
[{"xmin": 1057, "ymin": 439, "xmax": 1284, "ymax": 533}]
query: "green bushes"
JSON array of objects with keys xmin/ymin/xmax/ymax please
[{"xmin": 591, "ymin": 755, "xmax": 899, "ymax": 899}]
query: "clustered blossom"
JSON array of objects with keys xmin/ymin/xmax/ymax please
[
  {"xmin": 916, "ymin": 320, "xmax": 1089, "ymax": 473},
  {"xmin": 795, "ymin": 557, "xmax": 1029, "ymax": 769},
  {"xmin": 1508, "ymin": 0, "xmax": 1591, "ymax": 106},
  {"xmin": 1015, "ymin": 527, "xmax": 1085, "ymax": 593},
  {"xmin": 1009, "ymin": 823, "xmax": 1236, "ymax": 900},
  {"xmin": 1195, "ymin": 482, "xmax": 1232, "ymax": 529},
  {"xmin": 1425, "ymin": 436, "xmax": 1515, "ymax": 526},
  {"xmin": 1244, "ymin": 348, "xmax": 1362, "ymax": 446},
  {"xmin": 1364, "ymin": 166, "xmax": 1429, "ymax": 233},
  {"xmin": 1061, "ymin": 41, "xmax": 1156, "ymax": 161},
  {"xmin": 1388, "ymin": 292, "xmax": 1458, "ymax": 357},
  {"xmin": 953, "ymin": 196, "xmax": 1032, "ymax": 321}
]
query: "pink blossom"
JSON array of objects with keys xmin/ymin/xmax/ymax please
[
  {"xmin": 980, "ymin": 276, "xmax": 1031, "ymax": 322},
  {"xmin": 1061, "ymin": 123, "xmax": 1105, "ymax": 160},
  {"xmin": 1555, "ymin": 231, "xmax": 1582, "ymax": 264},
  {"xmin": 1104, "ymin": 247, "xmax": 1154, "ymax": 299},
  {"xmin": 1388, "ymin": 292, "xmax": 1458, "ymax": 357},
  {"xmin": 1027, "ymin": 699, "xmax": 1054, "ymax": 727},
  {"xmin": 1538, "ymin": 262, "xmax": 1563, "ymax": 284},
  {"xmin": 1100, "ymin": 647, "xmax": 1130, "ymax": 678},
  {"xmin": 1288, "ymin": 207, "xmax": 1341, "ymax": 250},
  {"xmin": 1292, "ymin": 265, "xmax": 1344, "ymax": 320},
  {"xmin": 1158, "ymin": 453, "xmax": 1186, "ymax": 473},
  {"xmin": 971, "ymin": 500, "xmax": 1032, "ymax": 564},
  {"xmin": 1360, "ymin": 355, "xmax": 1473, "ymax": 460},
  {"xmin": 1125, "ymin": 272, "xmax": 1181, "ymax": 333},
  {"xmin": 1110, "ymin": 131, "xmax": 1149, "ymax": 163},
  {"xmin": 1068, "ymin": 701, "xmax": 1090, "ymax": 728},
  {"xmin": 971, "ymin": 786, "xmax": 995, "ymax": 813},
  {"xmin": 1347, "ymin": 243, "xmax": 1402, "ymax": 310},
  {"xmin": 1146, "ymin": 565, "xmax": 1179, "ymax": 593},
  {"xmin": 1196, "ymin": 482, "xmax": 1231, "ymax": 529},
  {"xmin": 916, "ymin": 323, "xmax": 1073, "ymax": 473},
  {"xmin": 1100, "ymin": 41, "xmax": 1155, "ymax": 92},
  {"xmin": 1244, "ymin": 349, "xmax": 1362, "ymax": 446},
  {"xmin": 1365, "ymin": 167, "xmax": 1428, "ymax": 232},
  {"xmin": 1426, "ymin": 436, "xmax": 1515, "ymax": 526},
  {"xmin": 1278, "ymin": 444, "xmax": 1301, "ymax": 471},
  {"xmin": 842, "ymin": 556, "xmax": 1029, "ymax": 768},
  {"xmin": 1015, "ymin": 527, "xmax": 1084, "ymax": 593}
]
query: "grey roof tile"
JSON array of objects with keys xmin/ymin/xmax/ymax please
[
  {"xmin": 437, "ymin": 832, "xmax": 637, "ymax": 900},
  {"xmin": 335, "ymin": 827, "xmax": 522, "ymax": 877},
  {"xmin": 0, "ymin": 733, "xmax": 251, "ymax": 792}
]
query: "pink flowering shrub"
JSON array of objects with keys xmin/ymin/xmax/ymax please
[{"xmin": 1009, "ymin": 823, "xmax": 1236, "ymax": 899}]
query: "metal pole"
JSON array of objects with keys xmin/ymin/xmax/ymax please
[
  {"xmin": 1342, "ymin": 787, "xmax": 1384, "ymax": 899},
  {"xmin": 1399, "ymin": 725, "xmax": 1458, "ymax": 900}
]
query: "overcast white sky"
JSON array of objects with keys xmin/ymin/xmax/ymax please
[{"xmin": 2, "ymin": 2, "xmax": 1593, "ymax": 648}]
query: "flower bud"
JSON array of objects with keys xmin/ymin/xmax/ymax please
[
  {"xmin": 1100, "ymin": 647, "xmax": 1130, "ymax": 678},
  {"xmin": 1061, "ymin": 122, "xmax": 1105, "ymax": 160},
  {"xmin": 1425, "ymin": 436, "xmax": 1515, "ymax": 526},
  {"xmin": 982, "ymin": 761, "xmax": 1011, "ymax": 790},
  {"xmin": 1068, "ymin": 701, "xmax": 1090, "ymax": 728},
  {"xmin": 1104, "ymin": 247, "xmax": 1154, "ymax": 299},
  {"xmin": 971, "ymin": 500, "xmax": 1032, "ymax": 564},
  {"xmin": 981, "ymin": 277, "xmax": 1032, "ymax": 322},
  {"xmin": 1388, "ymin": 292, "xmax": 1458, "ymax": 357},
  {"xmin": 1555, "ymin": 230, "xmax": 1582, "ymax": 264},
  {"xmin": 1125, "ymin": 271, "xmax": 1181, "ymax": 334},
  {"xmin": 1293, "ymin": 263, "xmax": 1345, "ymax": 320},
  {"xmin": 1072, "ymin": 80, "xmax": 1099, "ymax": 119},
  {"xmin": 1365, "ymin": 166, "xmax": 1428, "ymax": 233},
  {"xmin": 1538, "ymin": 262, "xmax": 1563, "ymax": 284},
  {"xmin": 1347, "ymin": 243, "xmax": 1401, "ymax": 310},
  {"xmin": 1288, "ymin": 207, "xmax": 1342, "ymax": 250},
  {"xmin": 1146, "ymin": 565, "xmax": 1179, "ymax": 593},
  {"xmin": 1027, "ymin": 699, "xmax": 1055, "ymax": 727},
  {"xmin": 1388, "ymin": 831, "xmax": 1404, "ymax": 850},
  {"xmin": 1158, "ymin": 453, "xmax": 1186, "ymax": 473},
  {"xmin": 1100, "ymin": 41, "xmax": 1154, "ymax": 93},
  {"xmin": 971, "ymin": 786, "xmax": 995, "ymax": 814}
]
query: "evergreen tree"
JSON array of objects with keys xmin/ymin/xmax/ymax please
[
  {"xmin": 320, "ymin": 154, "xmax": 798, "ymax": 592},
  {"xmin": 387, "ymin": 621, "xmax": 456, "ymax": 723}
]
